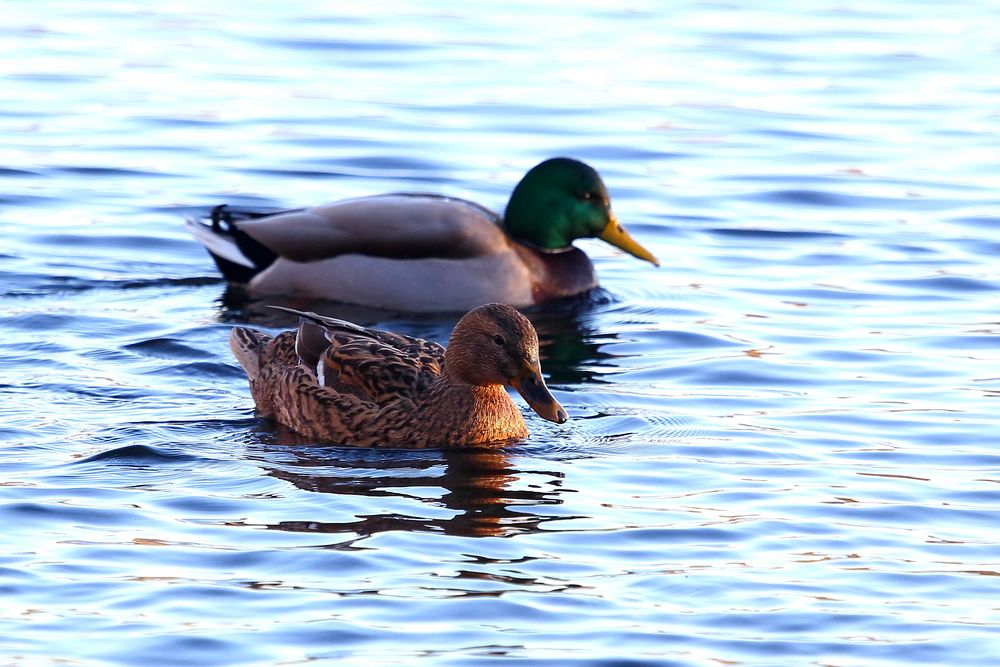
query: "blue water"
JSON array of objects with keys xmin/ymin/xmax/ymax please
[{"xmin": 2, "ymin": 1, "xmax": 999, "ymax": 665}]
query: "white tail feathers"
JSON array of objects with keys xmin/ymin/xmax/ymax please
[{"xmin": 184, "ymin": 217, "xmax": 254, "ymax": 268}]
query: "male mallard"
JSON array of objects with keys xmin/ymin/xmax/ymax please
[
  {"xmin": 187, "ymin": 157, "xmax": 658, "ymax": 312},
  {"xmin": 229, "ymin": 303, "xmax": 567, "ymax": 447}
]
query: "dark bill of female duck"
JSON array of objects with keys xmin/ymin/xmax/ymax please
[{"xmin": 509, "ymin": 357, "xmax": 568, "ymax": 424}]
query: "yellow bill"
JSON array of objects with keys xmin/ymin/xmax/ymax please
[{"xmin": 598, "ymin": 215, "xmax": 659, "ymax": 266}]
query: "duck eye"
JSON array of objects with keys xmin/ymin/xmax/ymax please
[
  {"xmin": 492, "ymin": 334, "xmax": 505, "ymax": 346},
  {"xmin": 579, "ymin": 191, "xmax": 592, "ymax": 200}
]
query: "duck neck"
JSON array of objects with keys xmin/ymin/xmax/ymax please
[
  {"xmin": 425, "ymin": 376, "xmax": 527, "ymax": 444},
  {"xmin": 511, "ymin": 243, "xmax": 597, "ymax": 301},
  {"xmin": 442, "ymin": 340, "xmax": 500, "ymax": 386}
]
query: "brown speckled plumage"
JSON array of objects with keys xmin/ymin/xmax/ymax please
[{"xmin": 229, "ymin": 303, "xmax": 567, "ymax": 447}]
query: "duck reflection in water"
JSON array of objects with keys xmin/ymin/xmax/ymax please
[
  {"xmin": 249, "ymin": 440, "xmax": 576, "ymax": 539},
  {"xmin": 527, "ymin": 298, "xmax": 621, "ymax": 387}
]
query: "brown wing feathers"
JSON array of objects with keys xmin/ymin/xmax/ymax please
[{"xmin": 257, "ymin": 305, "xmax": 444, "ymax": 404}]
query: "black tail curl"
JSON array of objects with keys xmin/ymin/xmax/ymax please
[{"xmin": 202, "ymin": 204, "xmax": 281, "ymax": 284}]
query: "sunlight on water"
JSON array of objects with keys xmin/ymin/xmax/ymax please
[{"xmin": 1, "ymin": 1, "xmax": 998, "ymax": 665}]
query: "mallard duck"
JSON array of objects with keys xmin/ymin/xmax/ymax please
[
  {"xmin": 229, "ymin": 303, "xmax": 567, "ymax": 447},
  {"xmin": 187, "ymin": 157, "xmax": 658, "ymax": 312}
]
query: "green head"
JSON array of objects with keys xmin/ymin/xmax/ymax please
[{"xmin": 503, "ymin": 157, "xmax": 658, "ymax": 265}]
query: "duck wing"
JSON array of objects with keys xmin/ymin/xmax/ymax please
[
  {"xmin": 229, "ymin": 322, "xmax": 420, "ymax": 445},
  {"xmin": 271, "ymin": 306, "xmax": 445, "ymax": 403},
  {"xmin": 235, "ymin": 194, "xmax": 506, "ymax": 262}
]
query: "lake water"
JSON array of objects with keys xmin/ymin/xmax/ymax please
[{"xmin": 2, "ymin": 1, "xmax": 998, "ymax": 665}]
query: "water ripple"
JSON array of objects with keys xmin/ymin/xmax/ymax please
[{"xmin": 1, "ymin": 1, "xmax": 999, "ymax": 665}]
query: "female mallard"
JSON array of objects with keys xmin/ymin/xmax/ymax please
[
  {"xmin": 230, "ymin": 303, "xmax": 567, "ymax": 447},
  {"xmin": 187, "ymin": 157, "xmax": 658, "ymax": 312}
]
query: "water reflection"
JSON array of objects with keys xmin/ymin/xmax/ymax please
[
  {"xmin": 529, "ymin": 302, "xmax": 621, "ymax": 386},
  {"xmin": 250, "ymin": 443, "xmax": 575, "ymax": 539},
  {"xmin": 215, "ymin": 287, "xmax": 408, "ymax": 328}
]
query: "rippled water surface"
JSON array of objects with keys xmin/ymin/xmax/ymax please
[{"xmin": 2, "ymin": 1, "xmax": 999, "ymax": 665}]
